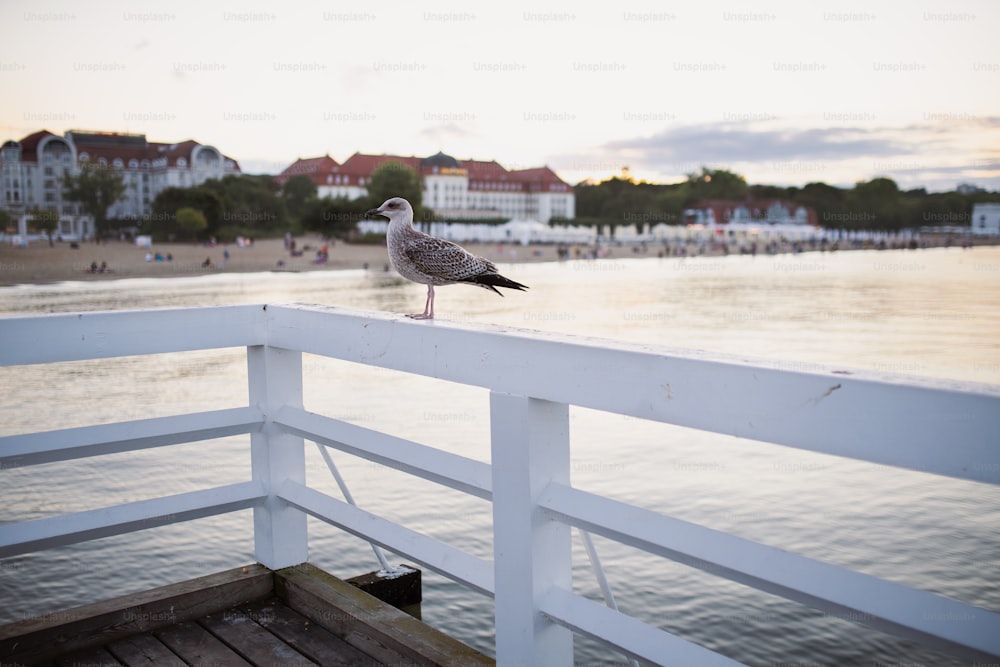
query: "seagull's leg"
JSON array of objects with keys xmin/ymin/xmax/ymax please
[{"xmin": 408, "ymin": 284, "xmax": 435, "ymax": 319}]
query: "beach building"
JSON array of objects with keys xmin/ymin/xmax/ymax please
[
  {"xmin": 1, "ymin": 129, "xmax": 239, "ymax": 240},
  {"xmin": 275, "ymin": 151, "xmax": 575, "ymax": 224},
  {"xmin": 684, "ymin": 198, "xmax": 818, "ymax": 227},
  {"xmin": 971, "ymin": 203, "xmax": 1000, "ymax": 235}
]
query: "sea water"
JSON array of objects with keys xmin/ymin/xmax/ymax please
[{"xmin": 1, "ymin": 246, "xmax": 999, "ymax": 666}]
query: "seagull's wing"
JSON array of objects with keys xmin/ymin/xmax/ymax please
[{"xmin": 403, "ymin": 235, "xmax": 495, "ymax": 281}]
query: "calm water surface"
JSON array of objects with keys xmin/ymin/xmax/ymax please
[{"xmin": 1, "ymin": 246, "xmax": 999, "ymax": 666}]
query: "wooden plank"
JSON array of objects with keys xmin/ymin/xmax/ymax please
[
  {"xmin": 106, "ymin": 633, "xmax": 186, "ymax": 666},
  {"xmin": 199, "ymin": 607, "xmax": 317, "ymax": 667},
  {"xmin": 55, "ymin": 644, "xmax": 124, "ymax": 666},
  {"xmin": 275, "ymin": 563, "xmax": 494, "ymax": 667},
  {"xmin": 243, "ymin": 598, "xmax": 378, "ymax": 667},
  {"xmin": 346, "ymin": 566, "xmax": 422, "ymax": 609},
  {"xmin": 155, "ymin": 621, "xmax": 252, "ymax": 667},
  {"xmin": 0, "ymin": 564, "xmax": 272, "ymax": 664}
]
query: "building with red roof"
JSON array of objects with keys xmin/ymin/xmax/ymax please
[
  {"xmin": 276, "ymin": 150, "xmax": 574, "ymax": 223},
  {"xmin": 685, "ymin": 198, "xmax": 817, "ymax": 227},
  {"xmin": 1, "ymin": 129, "xmax": 239, "ymax": 240}
]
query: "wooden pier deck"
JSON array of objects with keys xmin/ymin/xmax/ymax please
[{"xmin": 0, "ymin": 563, "xmax": 494, "ymax": 667}]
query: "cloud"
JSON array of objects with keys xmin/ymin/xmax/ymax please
[
  {"xmin": 419, "ymin": 122, "xmax": 478, "ymax": 144},
  {"xmin": 600, "ymin": 123, "xmax": 907, "ymax": 168},
  {"xmin": 548, "ymin": 117, "xmax": 1000, "ymax": 191}
]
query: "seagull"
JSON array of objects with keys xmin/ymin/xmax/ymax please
[{"xmin": 366, "ymin": 197, "xmax": 529, "ymax": 319}]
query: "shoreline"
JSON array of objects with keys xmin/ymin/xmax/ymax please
[{"xmin": 0, "ymin": 233, "xmax": 994, "ymax": 288}]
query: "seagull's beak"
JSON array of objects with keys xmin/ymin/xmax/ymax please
[{"xmin": 365, "ymin": 207, "xmax": 383, "ymax": 219}]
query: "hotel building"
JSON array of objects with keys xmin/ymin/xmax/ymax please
[
  {"xmin": 1, "ymin": 129, "xmax": 239, "ymax": 239},
  {"xmin": 275, "ymin": 151, "xmax": 575, "ymax": 223}
]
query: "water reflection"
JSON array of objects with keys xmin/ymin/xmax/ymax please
[{"xmin": 1, "ymin": 247, "xmax": 998, "ymax": 666}]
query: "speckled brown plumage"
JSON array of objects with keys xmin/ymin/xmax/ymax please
[{"xmin": 366, "ymin": 197, "xmax": 528, "ymax": 319}]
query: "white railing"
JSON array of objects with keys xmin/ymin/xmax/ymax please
[{"xmin": 1, "ymin": 304, "xmax": 999, "ymax": 666}]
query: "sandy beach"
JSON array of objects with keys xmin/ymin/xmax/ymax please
[
  {"xmin": 0, "ymin": 235, "xmax": 567, "ymax": 287},
  {"xmin": 0, "ymin": 232, "xmax": 990, "ymax": 287}
]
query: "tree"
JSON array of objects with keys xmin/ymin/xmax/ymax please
[
  {"xmin": 62, "ymin": 164, "xmax": 126, "ymax": 243},
  {"xmin": 201, "ymin": 174, "xmax": 288, "ymax": 235},
  {"xmin": 29, "ymin": 208, "xmax": 60, "ymax": 246},
  {"xmin": 176, "ymin": 207, "xmax": 208, "ymax": 241},
  {"xmin": 684, "ymin": 167, "xmax": 749, "ymax": 201},
  {"xmin": 365, "ymin": 162, "xmax": 422, "ymax": 210},
  {"xmin": 300, "ymin": 196, "xmax": 367, "ymax": 237},
  {"xmin": 850, "ymin": 177, "xmax": 904, "ymax": 230},
  {"xmin": 282, "ymin": 175, "xmax": 318, "ymax": 224},
  {"xmin": 797, "ymin": 182, "xmax": 848, "ymax": 228},
  {"xmin": 149, "ymin": 186, "xmax": 223, "ymax": 241}
]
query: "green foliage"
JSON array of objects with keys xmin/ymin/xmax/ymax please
[
  {"xmin": 575, "ymin": 177, "xmax": 676, "ymax": 227},
  {"xmin": 202, "ymin": 175, "xmax": 288, "ymax": 235},
  {"xmin": 574, "ymin": 168, "xmax": 994, "ymax": 231},
  {"xmin": 62, "ymin": 164, "xmax": 127, "ymax": 242},
  {"xmin": 148, "ymin": 186, "xmax": 223, "ymax": 241},
  {"xmin": 365, "ymin": 161, "xmax": 423, "ymax": 210},
  {"xmin": 149, "ymin": 175, "xmax": 288, "ymax": 241},
  {"xmin": 684, "ymin": 167, "xmax": 750, "ymax": 201},
  {"xmin": 282, "ymin": 175, "xmax": 318, "ymax": 224},
  {"xmin": 175, "ymin": 207, "xmax": 208, "ymax": 241},
  {"xmin": 299, "ymin": 196, "xmax": 367, "ymax": 238}
]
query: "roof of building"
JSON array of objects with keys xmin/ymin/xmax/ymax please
[
  {"xmin": 509, "ymin": 166, "xmax": 572, "ymax": 192},
  {"xmin": 421, "ymin": 151, "xmax": 461, "ymax": 170},
  {"xmin": 277, "ymin": 152, "xmax": 572, "ymax": 194},
  {"xmin": 17, "ymin": 130, "xmax": 57, "ymax": 161},
  {"xmin": 274, "ymin": 155, "xmax": 341, "ymax": 187},
  {"xmin": 10, "ymin": 130, "xmax": 240, "ymax": 171}
]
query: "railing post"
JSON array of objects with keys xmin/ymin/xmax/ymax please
[
  {"xmin": 490, "ymin": 392, "xmax": 573, "ymax": 667},
  {"xmin": 248, "ymin": 344, "xmax": 307, "ymax": 569}
]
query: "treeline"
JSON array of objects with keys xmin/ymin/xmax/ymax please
[
  {"xmin": 572, "ymin": 168, "xmax": 997, "ymax": 231},
  {"xmin": 137, "ymin": 165, "xmax": 994, "ymax": 241},
  {"xmin": 140, "ymin": 174, "xmax": 360, "ymax": 242},
  {"xmin": 141, "ymin": 160, "xmax": 432, "ymax": 242}
]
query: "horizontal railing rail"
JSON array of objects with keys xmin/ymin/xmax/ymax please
[
  {"xmin": 1, "ymin": 304, "xmax": 999, "ymax": 666},
  {"xmin": 0, "ymin": 481, "xmax": 265, "ymax": 559},
  {"xmin": 0, "ymin": 407, "xmax": 263, "ymax": 468}
]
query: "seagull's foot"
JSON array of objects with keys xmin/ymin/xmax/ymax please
[{"xmin": 407, "ymin": 312, "xmax": 434, "ymax": 320}]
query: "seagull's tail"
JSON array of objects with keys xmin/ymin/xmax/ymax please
[{"xmin": 467, "ymin": 273, "xmax": 529, "ymax": 296}]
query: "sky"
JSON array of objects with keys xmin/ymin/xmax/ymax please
[{"xmin": 1, "ymin": 0, "xmax": 998, "ymax": 192}]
